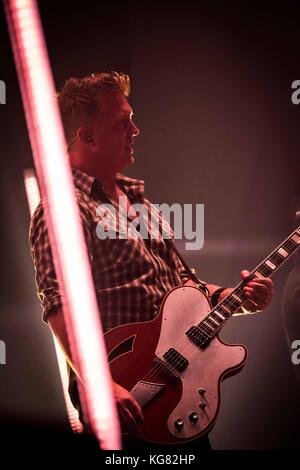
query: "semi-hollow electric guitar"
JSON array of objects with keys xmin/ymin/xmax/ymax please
[{"xmin": 104, "ymin": 225, "xmax": 300, "ymax": 445}]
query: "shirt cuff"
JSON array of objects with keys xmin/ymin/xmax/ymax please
[{"xmin": 42, "ymin": 295, "xmax": 62, "ymax": 323}]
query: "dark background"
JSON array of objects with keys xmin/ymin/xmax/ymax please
[{"xmin": 0, "ymin": 0, "xmax": 300, "ymax": 450}]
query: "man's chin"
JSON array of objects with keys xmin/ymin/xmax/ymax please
[{"xmin": 119, "ymin": 155, "xmax": 134, "ymax": 173}]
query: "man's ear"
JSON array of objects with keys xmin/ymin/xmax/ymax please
[{"xmin": 77, "ymin": 127, "xmax": 94, "ymax": 146}]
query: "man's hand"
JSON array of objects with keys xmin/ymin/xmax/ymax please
[
  {"xmin": 113, "ymin": 381, "xmax": 143, "ymax": 436},
  {"xmin": 217, "ymin": 270, "xmax": 274, "ymax": 313},
  {"xmin": 241, "ymin": 269, "xmax": 274, "ymax": 310}
]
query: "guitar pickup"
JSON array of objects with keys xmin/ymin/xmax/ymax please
[
  {"xmin": 162, "ymin": 348, "xmax": 189, "ymax": 372},
  {"xmin": 186, "ymin": 325, "xmax": 211, "ymax": 347}
]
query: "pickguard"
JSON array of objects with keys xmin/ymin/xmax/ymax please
[{"xmin": 154, "ymin": 286, "xmax": 245, "ymax": 439}]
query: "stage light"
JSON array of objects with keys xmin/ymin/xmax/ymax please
[
  {"xmin": 24, "ymin": 168, "xmax": 83, "ymax": 434},
  {"xmin": 5, "ymin": 0, "xmax": 121, "ymax": 449}
]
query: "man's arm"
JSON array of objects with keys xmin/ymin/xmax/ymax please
[
  {"xmin": 30, "ymin": 201, "xmax": 143, "ymax": 435},
  {"xmin": 48, "ymin": 306, "xmax": 143, "ymax": 435}
]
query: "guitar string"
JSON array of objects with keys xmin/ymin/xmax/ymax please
[
  {"xmin": 137, "ymin": 291, "xmax": 247, "ymax": 384},
  {"xmin": 121, "ymin": 237, "xmax": 300, "ymax": 385},
  {"xmin": 114, "ymin": 238, "xmax": 299, "ymax": 387},
  {"xmin": 139, "ymin": 226, "xmax": 300, "ymax": 378},
  {"xmin": 126, "ymin": 281, "xmax": 251, "ymax": 385}
]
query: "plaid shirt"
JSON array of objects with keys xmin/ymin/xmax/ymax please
[{"xmin": 29, "ymin": 168, "xmax": 188, "ymax": 331}]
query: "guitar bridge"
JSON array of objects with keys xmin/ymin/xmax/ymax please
[{"xmin": 130, "ymin": 380, "xmax": 165, "ymax": 407}]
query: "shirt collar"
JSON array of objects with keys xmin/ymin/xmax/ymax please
[
  {"xmin": 72, "ymin": 167, "xmax": 145, "ymax": 203},
  {"xmin": 72, "ymin": 167, "xmax": 95, "ymax": 196},
  {"xmin": 116, "ymin": 174, "xmax": 145, "ymax": 203}
]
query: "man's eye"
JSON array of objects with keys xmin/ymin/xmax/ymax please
[
  {"xmin": 121, "ymin": 119, "xmax": 130, "ymax": 128},
  {"xmin": 115, "ymin": 116, "xmax": 132, "ymax": 129}
]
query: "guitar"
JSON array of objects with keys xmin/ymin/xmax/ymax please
[{"xmin": 104, "ymin": 226, "xmax": 300, "ymax": 445}]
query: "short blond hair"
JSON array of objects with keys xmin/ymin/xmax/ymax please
[{"xmin": 57, "ymin": 71, "xmax": 130, "ymax": 146}]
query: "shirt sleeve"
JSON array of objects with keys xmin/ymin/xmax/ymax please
[{"xmin": 29, "ymin": 199, "xmax": 94, "ymax": 322}]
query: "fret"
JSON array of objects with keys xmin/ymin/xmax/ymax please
[
  {"xmin": 219, "ymin": 304, "xmax": 231, "ymax": 315},
  {"xmin": 257, "ymin": 264, "xmax": 273, "ymax": 277},
  {"xmin": 292, "ymin": 233, "xmax": 300, "ymax": 244},
  {"xmin": 278, "ymin": 247, "xmax": 288, "ymax": 258},
  {"xmin": 282, "ymin": 238, "xmax": 298, "ymax": 253},
  {"xmin": 214, "ymin": 310, "xmax": 226, "ymax": 321},
  {"xmin": 221, "ymin": 298, "xmax": 231, "ymax": 310},
  {"xmin": 218, "ymin": 305, "xmax": 233, "ymax": 318},
  {"xmin": 269, "ymin": 251, "xmax": 284, "ymax": 265},
  {"xmin": 229, "ymin": 299, "xmax": 241, "ymax": 311},
  {"xmin": 202, "ymin": 321, "xmax": 214, "ymax": 332},
  {"xmin": 222, "ymin": 297, "xmax": 241, "ymax": 311},
  {"xmin": 189, "ymin": 225, "xmax": 300, "ymax": 348},
  {"xmin": 232, "ymin": 293, "xmax": 242, "ymax": 303},
  {"xmin": 235, "ymin": 288, "xmax": 247, "ymax": 300},
  {"xmin": 204, "ymin": 316, "xmax": 217, "ymax": 328},
  {"xmin": 265, "ymin": 259, "xmax": 276, "ymax": 270},
  {"xmin": 254, "ymin": 270, "xmax": 264, "ymax": 278},
  {"xmin": 208, "ymin": 315, "xmax": 220, "ymax": 327}
]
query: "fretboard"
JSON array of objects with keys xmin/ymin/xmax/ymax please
[{"xmin": 186, "ymin": 226, "xmax": 300, "ymax": 347}]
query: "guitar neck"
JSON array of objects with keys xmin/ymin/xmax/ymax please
[{"xmin": 199, "ymin": 226, "xmax": 300, "ymax": 336}]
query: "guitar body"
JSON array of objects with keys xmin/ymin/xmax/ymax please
[{"xmin": 104, "ymin": 285, "xmax": 247, "ymax": 445}]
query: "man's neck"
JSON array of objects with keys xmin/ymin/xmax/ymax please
[
  {"xmin": 101, "ymin": 176, "xmax": 118, "ymax": 195},
  {"xmin": 72, "ymin": 161, "xmax": 130, "ymax": 208},
  {"xmin": 70, "ymin": 154, "xmax": 119, "ymax": 192},
  {"xmin": 72, "ymin": 162, "xmax": 118, "ymax": 192},
  {"xmin": 94, "ymin": 171, "xmax": 124, "ymax": 201}
]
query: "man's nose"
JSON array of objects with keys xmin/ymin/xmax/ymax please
[{"xmin": 131, "ymin": 120, "xmax": 140, "ymax": 137}]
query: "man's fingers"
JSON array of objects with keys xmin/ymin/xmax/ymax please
[
  {"xmin": 244, "ymin": 286, "xmax": 271, "ymax": 307},
  {"xmin": 246, "ymin": 282, "xmax": 269, "ymax": 293},
  {"xmin": 118, "ymin": 404, "xmax": 142, "ymax": 436},
  {"xmin": 241, "ymin": 270, "xmax": 274, "ymax": 293},
  {"xmin": 113, "ymin": 382, "xmax": 143, "ymax": 436},
  {"xmin": 251, "ymin": 277, "xmax": 274, "ymax": 288},
  {"xmin": 241, "ymin": 269, "xmax": 274, "ymax": 310},
  {"xmin": 122, "ymin": 396, "xmax": 143, "ymax": 424},
  {"xmin": 244, "ymin": 286, "xmax": 265, "ymax": 299},
  {"xmin": 241, "ymin": 270, "xmax": 251, "ymax": 280}
]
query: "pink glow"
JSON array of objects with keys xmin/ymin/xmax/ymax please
[
  {"xmin": 23, "ymin": 169, "xmax": 40, "ymax": 216},
  {"xmin": 5, "ymin": 0, "xmax": 121, "ymax": 449},
  {"xmin": 53, "ymin": 336, "xmax": 84, "ymax": 434},
  {"xmin": 24, "ymin": 169, "xmax": 83, "ymax": 434}
]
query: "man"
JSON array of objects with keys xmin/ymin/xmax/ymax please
[{"xmin": 29, "ymin": 72, "xmax": 274, "ymax": 449}]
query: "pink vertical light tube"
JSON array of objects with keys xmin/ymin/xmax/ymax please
[
  {"xmin": 5, "ymin": 0, "xmax": 121, "ymax": 449},
  {"xmin": 24, "ymin": 169, "xmax": 83, "ymax": 434}
]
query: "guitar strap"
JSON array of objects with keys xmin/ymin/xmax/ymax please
[
  {"xmin": 99, "ymin": 189, "xmax": 211, "ymax": 299},
  {"xmin": 165, "ymin": 239, "xmax": 210, "ymax": 297}
]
